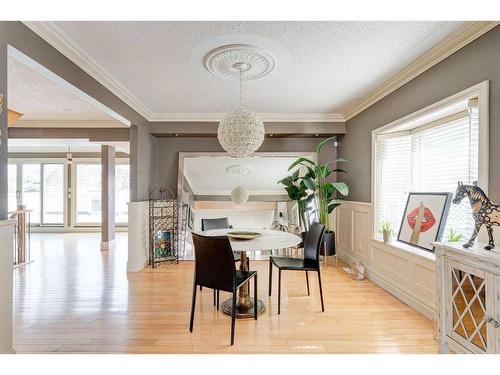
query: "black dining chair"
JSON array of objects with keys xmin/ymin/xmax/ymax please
[
  {"xmin": 268, "ymin": 222, "xmax": 326, "ymax": 314},
  {"xmin": 199, "ymin": 218, "xmax": 242, "ymax": 304},
  {"xmin": 190, "ymin": 233, "xmax": 258, "ymax": 345}
]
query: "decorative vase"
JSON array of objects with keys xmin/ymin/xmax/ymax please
[{"xmin": 383, "ymin": 230, "xmax": 391, "ymax": 243}]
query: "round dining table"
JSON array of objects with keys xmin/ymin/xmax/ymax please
[{"xmin": 201, "ymin": 228, "xmax": 302, "ymax": 319}]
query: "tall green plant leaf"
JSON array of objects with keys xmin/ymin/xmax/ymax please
[
  {"xmin": 332, "ymin": 182, "xmax": 349, "ymax": 196},
  {"xmin": 287, "ymin": 157, "xmax": 315, "ymax": 171},
  {"xmin": 316, "ymin": 136, "xmax": 336, "ymax": 155}
]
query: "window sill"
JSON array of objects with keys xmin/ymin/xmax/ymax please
[{"xmin": 370, "ymin": 238, "xmax": 436, "ymax": 262}]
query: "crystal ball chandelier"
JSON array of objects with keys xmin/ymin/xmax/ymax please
[
  {"xmin": 205, "ymin": 45, "xmax": 274, "ymax": 158},
  {"xmin": 231, "ymin": 186, "xmax": 250, "ymax": 204}
]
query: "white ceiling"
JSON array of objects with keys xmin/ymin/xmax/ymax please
[
  {"xmin": 183, "ymin": 156, "xmax": 310, "ymax": 195},
  {"xmin": 31, "ymin": 21, "xmax": 465, "ymax": 120},
  {"xmin": 7, "ymin": 52, "xmax": 126, "ymax": 126}
]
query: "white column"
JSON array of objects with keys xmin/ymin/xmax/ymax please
[
  {"xmin": 0, "ymin": 220, "xmax": 15, "ymax": 353},
  {"xmin": 127, "ymin": 201, "xmax": 149, "ymax": 272}
]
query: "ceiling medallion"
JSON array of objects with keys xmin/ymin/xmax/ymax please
[
  {"xmin": 205, "ymin": 44, "xmax": 276, "ymax": 81},
  {"xmin": 225, "ymin": 165, "xmax": 252, "ymax": 177}
]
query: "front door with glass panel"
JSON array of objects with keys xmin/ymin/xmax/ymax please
[{"xmin": 8, "ymin": 162, "xmax": 66, "ymax": 226}]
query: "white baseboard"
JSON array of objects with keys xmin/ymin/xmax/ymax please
[
  {"xmin": 338, "ymin": 250, "xmax": 436, "ymax": 321},
  {"xmin": 101, "ymin": 239, "xmax": 116, "ymax": 251},
  {"xmin": 127, "ymin": 260, "xmax": 146, "ymax": 272}
]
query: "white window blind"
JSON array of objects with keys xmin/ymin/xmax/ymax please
[{"xmin": 375, "ymin": 107, "xmax": 478, "ymax": 245}]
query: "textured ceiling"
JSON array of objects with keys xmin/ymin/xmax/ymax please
[
  {"xmin": 49, "ymin": 21, "xmax": 464, "ymax": 116},
  {"xmin": 184, "ymin": 156, "xmax": 310, "ymax": 195},
  {"xmin": 7, "ymin": 56, "xmax": 121, "ymax": 122}
]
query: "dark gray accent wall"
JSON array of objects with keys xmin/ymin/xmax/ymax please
[
  {"xmin": 340, "ymin": 25, "xmax": 500, "ymax": 203},
  {"xmin": 153, "ymin": 137, "xmax": 337, "ymax": 192}
]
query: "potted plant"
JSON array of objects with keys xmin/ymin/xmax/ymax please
[
  {"xmin": 282, "ymin": 136, "xmax": 349, "ymax": 257},
  {"xmin": 379, "ymin": 219, "xmax": 393, "ymax": 243},
  {"xmin": 447, "ymin": 228, "xmax": 464, "ymax": 242},
  {"xmin": 278, "ymin": 168, "xmax": 310, "ymax": 232}
]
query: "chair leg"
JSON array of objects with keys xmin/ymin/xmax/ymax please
[
  {"xmin": 317, "ymin": 269, "xmax": 325, "ymax": 312},
  {"xmin": 278, "ymin": 268, "xmax": 282, "ymax": 315},
  {"xmin": 230, "ymin": 291, "xmax": 236, "ymax": 345},
  {"xmin": 254, "ymin": 274, "xmax": 258, "ymax": 320},
  {"xmin": 305, "ymin": 271, "xmax": 310, "ymax": 296},
  {"xmin": 268, "ymin": 260, "xmax": 273, "ymax": 297},
  {"xmin": 189, "ymin": 283, "xmax": 197, "ymax": 332},
  {"xmin": 217, "ymin": 290, "xmax": 220, "ymax": 311},
  {"xmin": 213, "ymin": 289, "xmax": 216, "ymax": 307},
  {"xmin": 199, "ymin": 285, "xmax": 202, "ymax": 291}
]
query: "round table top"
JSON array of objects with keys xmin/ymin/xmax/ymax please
[{"xmin": 200, "ymin": 229, "xmax": 302, "ymax": 252}]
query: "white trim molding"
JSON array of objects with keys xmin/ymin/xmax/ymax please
[
  {"xmin": 335, "ymin": 201, "xmax": 437, "ymax": 320},
  {"xmin": 344, "ymin": 21, "xmax": 499, "ymax": 120},
  {"xmin": 148, "ymin": 112, "xmax": 346, "ymax": 123}
]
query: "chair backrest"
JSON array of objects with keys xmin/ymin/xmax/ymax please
[
  {"xmin": 191, "ymin": 233, "xmax": 236, "ymax": 292},
  {"xmin": 303, "ymin": 222, "xmax": 326, "ymax": 262},
  {"xmin": 201, "ymin": 217, "xmax": 230, "ymax": 231}
]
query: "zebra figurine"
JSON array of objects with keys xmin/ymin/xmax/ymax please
[{"xmin": 452, "ymin": 181, "xmax": 500, "ymax": 250}]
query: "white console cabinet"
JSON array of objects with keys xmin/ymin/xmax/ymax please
[{"xmin": 435, "ymin": 242, "xmax": 500, "ymax": 353}]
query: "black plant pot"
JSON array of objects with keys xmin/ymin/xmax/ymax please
[
  {"xmin": 301, "ymin": 230, "xmax": 336, "ymax": 256},
  {"xmin": 320, "ymin": 231, "xmax": 336, "ymax": 256}
]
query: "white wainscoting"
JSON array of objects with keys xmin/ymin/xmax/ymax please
[
  {"xmin": 127, "ymin": 201, "xmax": 149, "ymax": 272},
  {"xmin": 335, "ymin": 201, "xmax": 437, "ymax": 320}
]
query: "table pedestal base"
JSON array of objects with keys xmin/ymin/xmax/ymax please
[{"xmin": 221, "ymin": 298, "xmax": 266, "ymax": 319}]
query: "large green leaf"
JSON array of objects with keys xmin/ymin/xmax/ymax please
[
  {"xmin": 278, "ymin": 177, "xmax": 294, "ymax": 187},
  {"xmin": 331, "ymin": 168, "xmax": 348, "ymax": 174},
  {"xmin": 327, "ymin": 203, "xmax": 341, "ymax": 214},
  {"xmin": 303, "ymin": 177, "xmax": 317, "ymax": 191},
  {"xmin": 287, "ymin": 157, "xmax": 315, "ymax": 171},
  {"xmin": 332, "ymin": 182, "xmax": 349, "ymax": 196},
  {"xmin": 316, "ymin": 136, "xmax": 336, "ymax": 155},
  {"xmin": 291, "ymin": 168, "xmax": 300, "ymax": 180}
]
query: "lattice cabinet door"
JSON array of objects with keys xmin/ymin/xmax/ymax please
[{"xmin": 446, "ymin": 260, "xmax": 495, "ymax": 353}]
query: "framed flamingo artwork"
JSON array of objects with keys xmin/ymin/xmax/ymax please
[{"xmin": 397, "ymin": 192, "xmax": 453, "ymax": 251}]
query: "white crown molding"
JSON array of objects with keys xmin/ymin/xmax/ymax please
[
  {"xmin": 23, "ymin": 21, "xmax": 153, "ymax": 120},
  {"xmin": 14, "ymin": 119, "xmax": 127, "ymax": 128},
  {"xmin": 343, "ymin": 21, "xmax": 500, "ymax": 121},
  {"xmin": 149, "ymin": 112, "xmax": 345, "ymax": 122}
]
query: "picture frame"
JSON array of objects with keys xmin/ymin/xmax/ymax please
[
  {"xmin": 397, "ymin": 192, "xmax": 453, "ymax": 251},
  {"xmin": 187, "ymin": 207, "xmax": 194, "ymax": 229}
]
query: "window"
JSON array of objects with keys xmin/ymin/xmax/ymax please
[
  {"xmin": 22, "ymin": 164, "xmax": 41, "ymax": 224},
  {"xmin": 42, "ymin": 164, "xmax": 65, "ymax": 224},
  {"xmin": 373, "ymin": 83, "xmax": 488, "ymax": 247},
  {"xmin": 115, "ymin": 164, "xmax": 130, "ymax": 223},
  {"xmin": 75, "ymin": 164, "xmax": 102, "ymax": 224},
  {"xmin": 8, "ymin": 164, "xmax": 17, "ymax": 213}
]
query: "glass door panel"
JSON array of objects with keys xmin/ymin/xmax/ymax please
[
  {"xmin": 115, "ymin": 164, "xmax": 130, "ymax": 223},
  {"xmin": 42, "ymin": 164, "xmax": 65, "ymax": 224},
  {"xmin": 22, "ymin": 164, "xmax": 41, "ymax": 224},
  {"xmin": 76, "ymin": 164, "xmax": 101, "ymax": 224},
  {"xmin": 8, "ymin": 164, "xmax": 18, "ymax": 213}
]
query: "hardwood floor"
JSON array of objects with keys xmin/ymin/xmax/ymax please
[{"xmin": 13, "ymin": 233, "xmax": 437, "ymax": 353}]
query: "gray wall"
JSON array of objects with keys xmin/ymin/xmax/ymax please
[
  {"xmin": 339, "ymin": 25, "xmax": 500, "ymax": 203},
  {"xmin": 153, "ymin": 137, "xmax": 337, "ymax": 191}
]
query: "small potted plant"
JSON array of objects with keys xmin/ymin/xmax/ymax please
[
  {"xmin": 447, "ymin": 228, "xmax": 464, "ymax": 242},
  {"xmin": 379, "ymin": 219, "xmax": 393, "ymax": 243}
]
